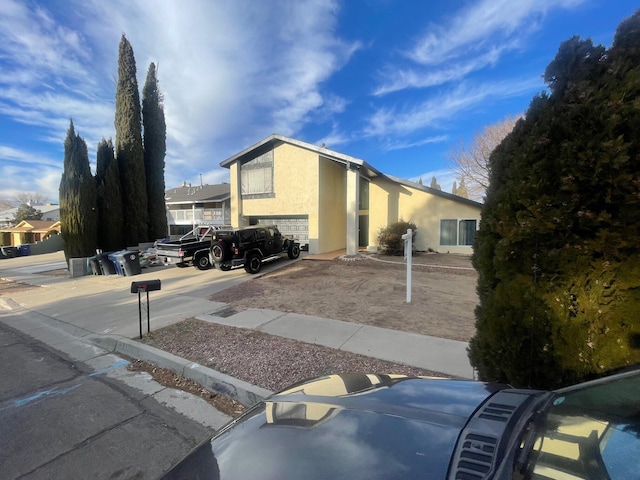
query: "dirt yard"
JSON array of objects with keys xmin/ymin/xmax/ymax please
[{"xmin": 210, "ymin": 254, "xmax": 479, "ymax": 342}]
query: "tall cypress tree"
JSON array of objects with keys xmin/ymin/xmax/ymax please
[
  {"xmin": 59, "ymin": 120, "xmax": 98, "ymax": 260},
  {"xmin": 96, "ymin": 138, "xmax": 124, "ymax": 251},
  {"xmin": 142, "ymin": 62, "xmax": 168, "ymax": 240},
  {"xmin": 115, "ymin": 34, "xmax": 148, "ymax": 246},
  {"xmin": 470, "ymin": 10, "xmax": 640, "ymax": 389}
]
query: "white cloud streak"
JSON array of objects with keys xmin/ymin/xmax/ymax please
[
  {"xmin": 364, "ymin": 78, "xmax": 540, "ymax": 138},
  {"xmin": 374, "ymin": 0, "xmax": 585, "ymax": 95}
]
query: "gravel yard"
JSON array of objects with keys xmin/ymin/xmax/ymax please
[
  {"xmin": 141, "ymin": 318, "xmax": 450, "ymax": 394},
  {"xmin": 141, "ymin": 254, "xmax": 478, "ymax": 395}
]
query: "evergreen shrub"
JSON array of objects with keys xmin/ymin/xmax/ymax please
[{"xmin": 377, "ymin": 221, "xmax": 417, "ymax": 256}]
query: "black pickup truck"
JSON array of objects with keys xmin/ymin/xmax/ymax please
[
  {"xmin": 211, "ymin": 225, "xmax": 300, "ymax": 273},
  {"xmin": 155, "ymin": 225, "xmax": 221, "ymax": 270}
]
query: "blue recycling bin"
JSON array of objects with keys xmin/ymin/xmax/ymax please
[
  {"xmin": 17, "ymin": 244, "xmax": 31, "ymax": 256},
  {"xmin": 108, "ymin": 251, "xmax": 126, "ymax": 276},
  {"xmin": 108, "ymin": 250, "xmax": 141, "ymax": 276}
]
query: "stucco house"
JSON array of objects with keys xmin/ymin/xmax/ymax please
[
  {"xmin": 220, "ymin": 134, "xmax": 482, "ymax": 255},
  {"xmin": 164, "ymin": 183, "xmax": 231, "ymax": 236},
  {"xmin": 0, "ymin": 220, "xmax": 61, "ymax": 247}
]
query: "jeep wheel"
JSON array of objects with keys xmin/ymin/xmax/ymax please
[
  {"xmin": 211, "ymin": 242, "xmax": 226, "ymax": 262},
  {"xmin": 244, "ymin": 254, "xmax": 262, "ymax": 274},
  {"xmin": 195, "ymin": 254, "xmax": 212, "ymax": 270},
  {"xmin": 287, "ymin": 243, "xmax": 300, "ymax": 260}
]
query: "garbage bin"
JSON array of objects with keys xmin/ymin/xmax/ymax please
[
  {"xmin": 98, "ymin": 252, "xmax": 117, "ymax": 275},
  {"xmin": 1, "ymin": 246, "xmax": 18, "ymax": 258},
  {"xmin": 121, "ymin": 251, "xmax": 141, "ymax": 276},
  {"xmin": 88, "ymin": 256, "xmax": 102, "ymax": 275},
  {"xmin": 17, "ymin": 244, "xmax": 31, "ymax": 256},
  {"xmin": 108, "ymin": 251, "xmax": 126, "ymax": 276}
]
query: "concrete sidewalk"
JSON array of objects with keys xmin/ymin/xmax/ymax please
[
  {"xmin": 198, "ymin": 309, "xmax": 473, "ymax": 379},
  {"xmin": 1, "ymin": 251, "xmax": 475, "ymax": 408}
]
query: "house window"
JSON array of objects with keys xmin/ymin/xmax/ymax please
[
  {"xmin": 440, "ymin": 219, "xmax": 477, "ymax": 246},
  {"xmin": 359, "ymin": 179, "xmax": 369, "ymax": 211},
  {"xmin": 241, "ymin": 151, "xmax": 274, "ymax": 198}
]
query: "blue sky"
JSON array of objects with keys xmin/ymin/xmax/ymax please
[{"xmin": 0, "ymin": 0, "xmax": 637, "ymax": 203}]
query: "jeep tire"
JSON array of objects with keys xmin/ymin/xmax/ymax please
[
  {"xmin": 211, "ymin": 241, "xmax": 227, "ymax": 262},
  {"xmin": 244, "ymin": 253, "xmax": 262, "ymax": 274},
  {"xmin": 287, "ymin": 243, "xmax": 300, "ymax": 260}
]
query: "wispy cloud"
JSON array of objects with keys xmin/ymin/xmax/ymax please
[
  {"xmin": 409, "ymin": 0, "xmax": 584, "ymax": 66},
  {"xmin": 374, "ymin": 0, "xmax": 584, "ymax": 95},
  {"xmin": 381, "ymin": 135, "xmax": 449, "ymax": 152},
  {"xmin": 365, "ymin": 78, "xmax": 540, "ymax": 138},
  {"xmin": 374, "ymin": 46, "xmax": 507, "ymax": 96}
]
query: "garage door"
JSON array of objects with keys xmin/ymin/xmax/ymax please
[{"xmin": 254, "ymin": 216, "xmax": 309, "ymax": 248}]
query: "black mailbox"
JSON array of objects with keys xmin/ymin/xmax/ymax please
[{"xmin": 130, "ymin": 279, "xmax": 161, "ymax": 293}]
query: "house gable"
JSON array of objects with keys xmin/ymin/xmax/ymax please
[{"xmin": 221, "ymin": 134, "xmax": 483, "ymax": 255}]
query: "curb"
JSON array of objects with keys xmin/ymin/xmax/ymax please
[{"xmin": 88, "ymin": 335, "xmax": 273, "ymax": 407}]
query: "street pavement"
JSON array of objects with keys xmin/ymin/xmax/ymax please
[{"xmin": 0, "ymin": 319, "xmax": 226, "ymax": 480}]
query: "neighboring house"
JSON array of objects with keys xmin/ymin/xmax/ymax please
[
  {"xmin": 220, "ymin": 134, "xmax": 482, "ymax": 255},
  {"xmin": 165, "ymin": 183, "xmax": 231, "ymax": 236},
  {"xmin": 0, "ymin": 204, "xmax": 60, "ymax": 229},
  {"xmin": 0, "ymin": 220, "xmax": 61, "ymax": 246}
]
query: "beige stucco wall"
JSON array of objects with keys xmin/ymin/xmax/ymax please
[
  {"xmin": 318, "ymin": 158, "xmax": 347, "ymax": 253},
  {"xmin": 227, "ymin": 139, "xmax": 480, "ymax": 256},
  {"xmin": 233, "ymin": 143, "xmax": 329, "ymax": 252},
  {"xmin": 369, "ymin": 178, "xmax": 481, "ymax": 255}
]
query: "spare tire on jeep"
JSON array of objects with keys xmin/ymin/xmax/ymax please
[{"xmin": 211, "ymin": 241, "xmax": 230, "ymax": 262}]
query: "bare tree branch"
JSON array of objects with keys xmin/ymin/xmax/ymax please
[{"xmin": 448, "ymin": 115, "xmax": 522, "ymax": 201}]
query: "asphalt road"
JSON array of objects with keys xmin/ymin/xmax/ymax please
[{"xmin": 0, "ymin": 320, "xmax": 212, "ymax": 480}]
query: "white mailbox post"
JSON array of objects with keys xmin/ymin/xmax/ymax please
[{"xmin": 402, "ymin": 229, "xmax": 412, "ymax": 303}]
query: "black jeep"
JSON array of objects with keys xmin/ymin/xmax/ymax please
[{"xmin": 211, "ymin": 225, "xmax": 300, "ymax": 274}]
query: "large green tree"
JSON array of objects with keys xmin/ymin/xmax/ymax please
[
  {"xmin": 142, "ymin": 62, "xmax": 168, "ymax": 240},
  {"xmin": 115, "ymin": 34, "xmax": 148, "ymax": 246},
  {"xmin": 59, "ymin": 121, "xmax": 98, "ymax": 260},
  {"xmin": 96, "ymin": 138, "xmax": 124, "ymax": 251},
  {"xmin": 12, "ymin": 204, "xmax": 43, "ymax": 223},
  {"xmin": 470, "ymin": 11, "xmax": 640, "ymax": 389}
]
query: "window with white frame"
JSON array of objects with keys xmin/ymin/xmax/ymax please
[
  {"xmin": 241, "ymin": 151, "xmax": 274, "ymax": 198},
  {"xmin": 440, "ymin": 219, "xmax": 477, "ymax": 246}
]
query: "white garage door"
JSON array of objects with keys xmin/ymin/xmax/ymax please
[{"xmin": 254, "ymin": 216, "xmax": 309, "ymax": 248}]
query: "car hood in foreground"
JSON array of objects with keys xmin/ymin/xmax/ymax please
[{"xmin": 163, "ymin": 374, "xmax": 509, "ymax": 480}]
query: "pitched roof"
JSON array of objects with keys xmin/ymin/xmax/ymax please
[
  {"xmin": 219, "ymin": 134, "xmax": 386, "ymax": 180},
  {"xmin": 0, "ymin": 220, "xmax": 61, "ymax": 233},
  {"xmin": 385, "ymin": 174, "xmax": 483, "ymax": 208},
  {"xmin": 164, "ymin": 183, "xmax": 231, "ymax": 205}
]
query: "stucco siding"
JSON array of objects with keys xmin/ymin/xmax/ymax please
[
  {"xmin": 398, "ymin": 186, "xmax": 479, "ymax": 254},
  {"xmin": 368, "ymin": 178, "xmax": 403, "ymax": 249},
  {"xmin": 369, "ymin": 179, "xmax": 480, "ymax": 255},
  {"xmin": 318, "ymin": 158, "xmax": 347, "ymax": 253},
  {"xmin": 235, "ymin": 142, "xmax": 325, "ymax": 251}
]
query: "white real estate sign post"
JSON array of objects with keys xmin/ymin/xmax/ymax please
[{"xmin": 402, "ymin": 228, "xmax": 412, "ymax": 303}]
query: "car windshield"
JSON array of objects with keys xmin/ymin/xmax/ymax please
[{"xmin": 519, "ymin": 369, "xmax": 640, "ymax": 480}]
